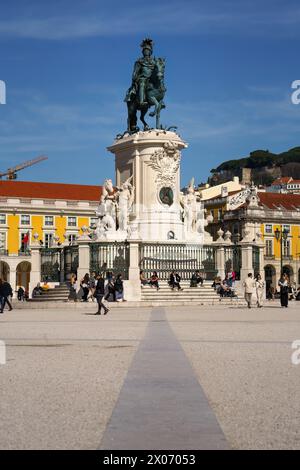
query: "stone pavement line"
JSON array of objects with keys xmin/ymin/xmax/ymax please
[{"xmin": 99, "ymin": 308, "xmax": 229, "ymax": 450}]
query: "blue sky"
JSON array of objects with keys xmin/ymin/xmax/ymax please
[{"xmin": 1, "ymin": 0, "xmax": 300, "ymax": 187}]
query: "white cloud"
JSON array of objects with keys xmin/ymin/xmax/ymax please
[{"xmin": 0, "ymin": 2, "xmax": 300, "ymax": 40}]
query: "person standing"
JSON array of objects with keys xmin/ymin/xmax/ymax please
[
  {"xmin": 255, "ymin": 274, "xmax": 265, "ymax": 308},
  {"xmin": 0, "ymin": 278, "xmax": 13, "ymax": 313},
  {"xmin": 243, "ymin": 273, "xmax": 255, "ymax": 309},
  {"xmin": 114, "ymin": 274, "xmax": 124, "ymax": 302},
  {"xmin": 94, "ymin": 275, "xmax": 109, "ymax": 315},
  {"xmin": 278, "ymin": 273, "xmax": 289, "ymax": 308}
]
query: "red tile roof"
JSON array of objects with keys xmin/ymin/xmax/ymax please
[
  {"xmin": 0, "ymin": 181, "xmax": 102, "ymax": 201},
  {"xmin": 287, "ymin": 180, "xmax": 300, "ymax": 185},
  {"xmin": 258, "ymin": 192, "xmax": 300, "ymax": 210},
  {"xmin": 272, "ymin": 176, "xmax": 293, "ymax": 185}
]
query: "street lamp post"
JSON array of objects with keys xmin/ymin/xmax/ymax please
[{"xmin": 274, "ymin": 225, "xmax": 289, "ymax": 275}]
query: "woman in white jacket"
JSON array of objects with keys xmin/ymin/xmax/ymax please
[{"xmin": 255, "ymin": 274, "xmax": 265, "ymax": 308}]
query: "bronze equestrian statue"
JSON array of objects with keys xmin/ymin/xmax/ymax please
[{"xmin": 124, "ymin": 38, "xmax": 166, "ymax": 133}]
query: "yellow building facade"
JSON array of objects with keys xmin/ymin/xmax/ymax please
[
  {"xmin": 0, "ymin": 180, "xmax": 101, "ymax": 291},
  {"xmin": 203, "ymin": 186, "xmax": 300, "ymax": 290}
]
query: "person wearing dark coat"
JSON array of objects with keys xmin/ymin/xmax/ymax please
[
  {"xmin": 94, "ymin": 275, "xmax": 109, "ymax": 315},
  {"xmin": 0, "ymin": 279, "xmax": 13, "ymax": 313},
  {"xmin": 169, "ymin": 271, "xmax": 182, "ymax": 290},
  {"xmin": 105, "ymin": 276, "xmax": 116, "ymax": 302},
  {"xmin": 114, "ymin": 274, "xmax": 124, "ymax": 301},
  {"xmin": 17, "ymin": 286, "xmax": 25, "ymax": 301}
]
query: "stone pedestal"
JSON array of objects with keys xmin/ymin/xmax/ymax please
[
  {"xmin": 77, "ymin": 238, "xmax": 91, "ymax": 283},
  {"xmin": 123, "ymin": 241, "xmax": 141, "ymax": 301},
  {"xmin": 240, "ymin": 242, "xmax": 254, "ymax": 283},
  {"xmin": 108, "ymin": 130, "xmax": 187, "ymax": 242},
  {"xmin": 214, "ymin": 243, "xmax": 226, "ymax": 280}
]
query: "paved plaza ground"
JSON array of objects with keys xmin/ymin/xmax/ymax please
[{"xmin": 0, "ymin": 301, "xmax": 299, "ymax": 450}]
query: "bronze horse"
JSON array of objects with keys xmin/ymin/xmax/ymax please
[{"xmin": 126, "ymin": 58, "xmax": 166, "ymax": 133}]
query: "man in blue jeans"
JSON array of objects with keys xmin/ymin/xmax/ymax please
[{"xmin": 0, "ymin": 278, "xmax": 13, "ymax": 313}]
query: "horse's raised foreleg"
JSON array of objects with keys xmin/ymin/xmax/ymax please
[{"xmin": 140, "ymin": 108, "xmax": 150, "ymax": 131}]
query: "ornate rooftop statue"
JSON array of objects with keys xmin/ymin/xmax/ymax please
[{"xmin": 125, "ymin": 38, "xmax": 166, "ymax": 133}]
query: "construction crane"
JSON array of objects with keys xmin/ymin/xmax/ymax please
[{"xmin": 0, "ymin": 156, "xmax": 48, "ymax": 180}]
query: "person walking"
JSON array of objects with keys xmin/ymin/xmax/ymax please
[
  {"xmin": 278, "ymin": 273, "xmax": 289, "ymax": 308},
  {"xmin": 0, "ymin": 278, "xmax": 13, "ymax": 313},
  {"xmin": 94, "ymin": 274, "xmax": 109, "ymax": 315},
  {"xmin": 255, "ymin": 274, "xmax": 265, "ymax": 308},
  {"xmin": 243, "ymin": 273, "xmax": 255, "ymax": 308}
]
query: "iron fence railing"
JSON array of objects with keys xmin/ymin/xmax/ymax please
[
  {"xmin": 252, "ymin": 246, "xmax": 260, "ymax": 276},
  {"xmin": 90, "ymin": 242, "xmax": 129, "ymax": 279},
  {"xmin": 139, "ymin": 243, "xmax": 217, "ymax": 280},
  {"xmin": 224, "ymin": 245, "xmax": 241, "ymax": 280},
  {"xmin": 41, "ymin": 248, "xmax": 61, "ymax": 282},
  {"xmin": 63, "ymin": 245, "xmax": 79, "ymax": 280}
]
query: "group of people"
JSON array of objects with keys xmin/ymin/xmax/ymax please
[
  {"xmin": 276, "ymin": 273, "xmax": 300, "ymax": 307},
  {"xmin": 212, "ymin": 270, "xmax": 237, "ymax": 298},
  {"xmin": 243, "ymin": 273, "xmax": 265, "ymax": 308},
  {"xmin": 68, "ymin": 271, "xmax": 125, "ymax": 314},
  {"xmin": 243, "ymin": 272, "xmax": 298, "ymax": 308},
  {"xmin": 140, "ymin": 270, "xmax": 205, "ymax": 291}
]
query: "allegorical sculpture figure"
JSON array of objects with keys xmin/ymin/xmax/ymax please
[
  {"xmin": 125, "ymin": 38, "xmax": 166, "ymax": 133},
  {"xmin": 96, "ymin": 179, "xmax": 117, "ymax": 232},
  {"xmin": 181, "ymin": 178, "xmax": 199, "ymax": 235},
  {"xmin": 117, "ymin": 176, "xmax": 135, "ymax": 233},
  {"xmin": 94, "ymin": 177, "xmax": 135, "ymax": 240}
]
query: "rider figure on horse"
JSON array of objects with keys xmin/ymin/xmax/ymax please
[{"xmin": 125, "ymin": 38, "xmax": 155, "ymax": 107}]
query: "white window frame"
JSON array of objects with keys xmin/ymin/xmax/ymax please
[
  {"xmin": 0, "ymin": 231, "xmax": 7, "ymax": 252},
  {"xmin": 265, "ymin": 224, "xmax": 272, "ymax": 234},
  {"xmin": 265, "ymin": 239, "xmax": 273, "ymax": 257},
  {"xmin": 20, "ymin": 214, "xmax": 31, "ymax": 226},
  {"xmin": 19, "ymin": 230, "xmax": 31, "ymax": 253},
  {"xmin": 67, "ymin": 216, "xmax": 77, "ymax": 228},
  {"xmin": 283, "ymin": 239, "xmax": 291, "ymax": 257},
  {"xmin": 68, "ymin": 234, "xmax": 77, "ymax": 244},
  {"xmin": 44, "ymin": 215, "xmax": 54, "ymax": 227},
  {"xmin": 0, "ymin": 214, "xmax": 6, "ymax": 225},
  {"xmin": 44, "ymin": 232, "xmax": 55, "ymax": 249}
]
